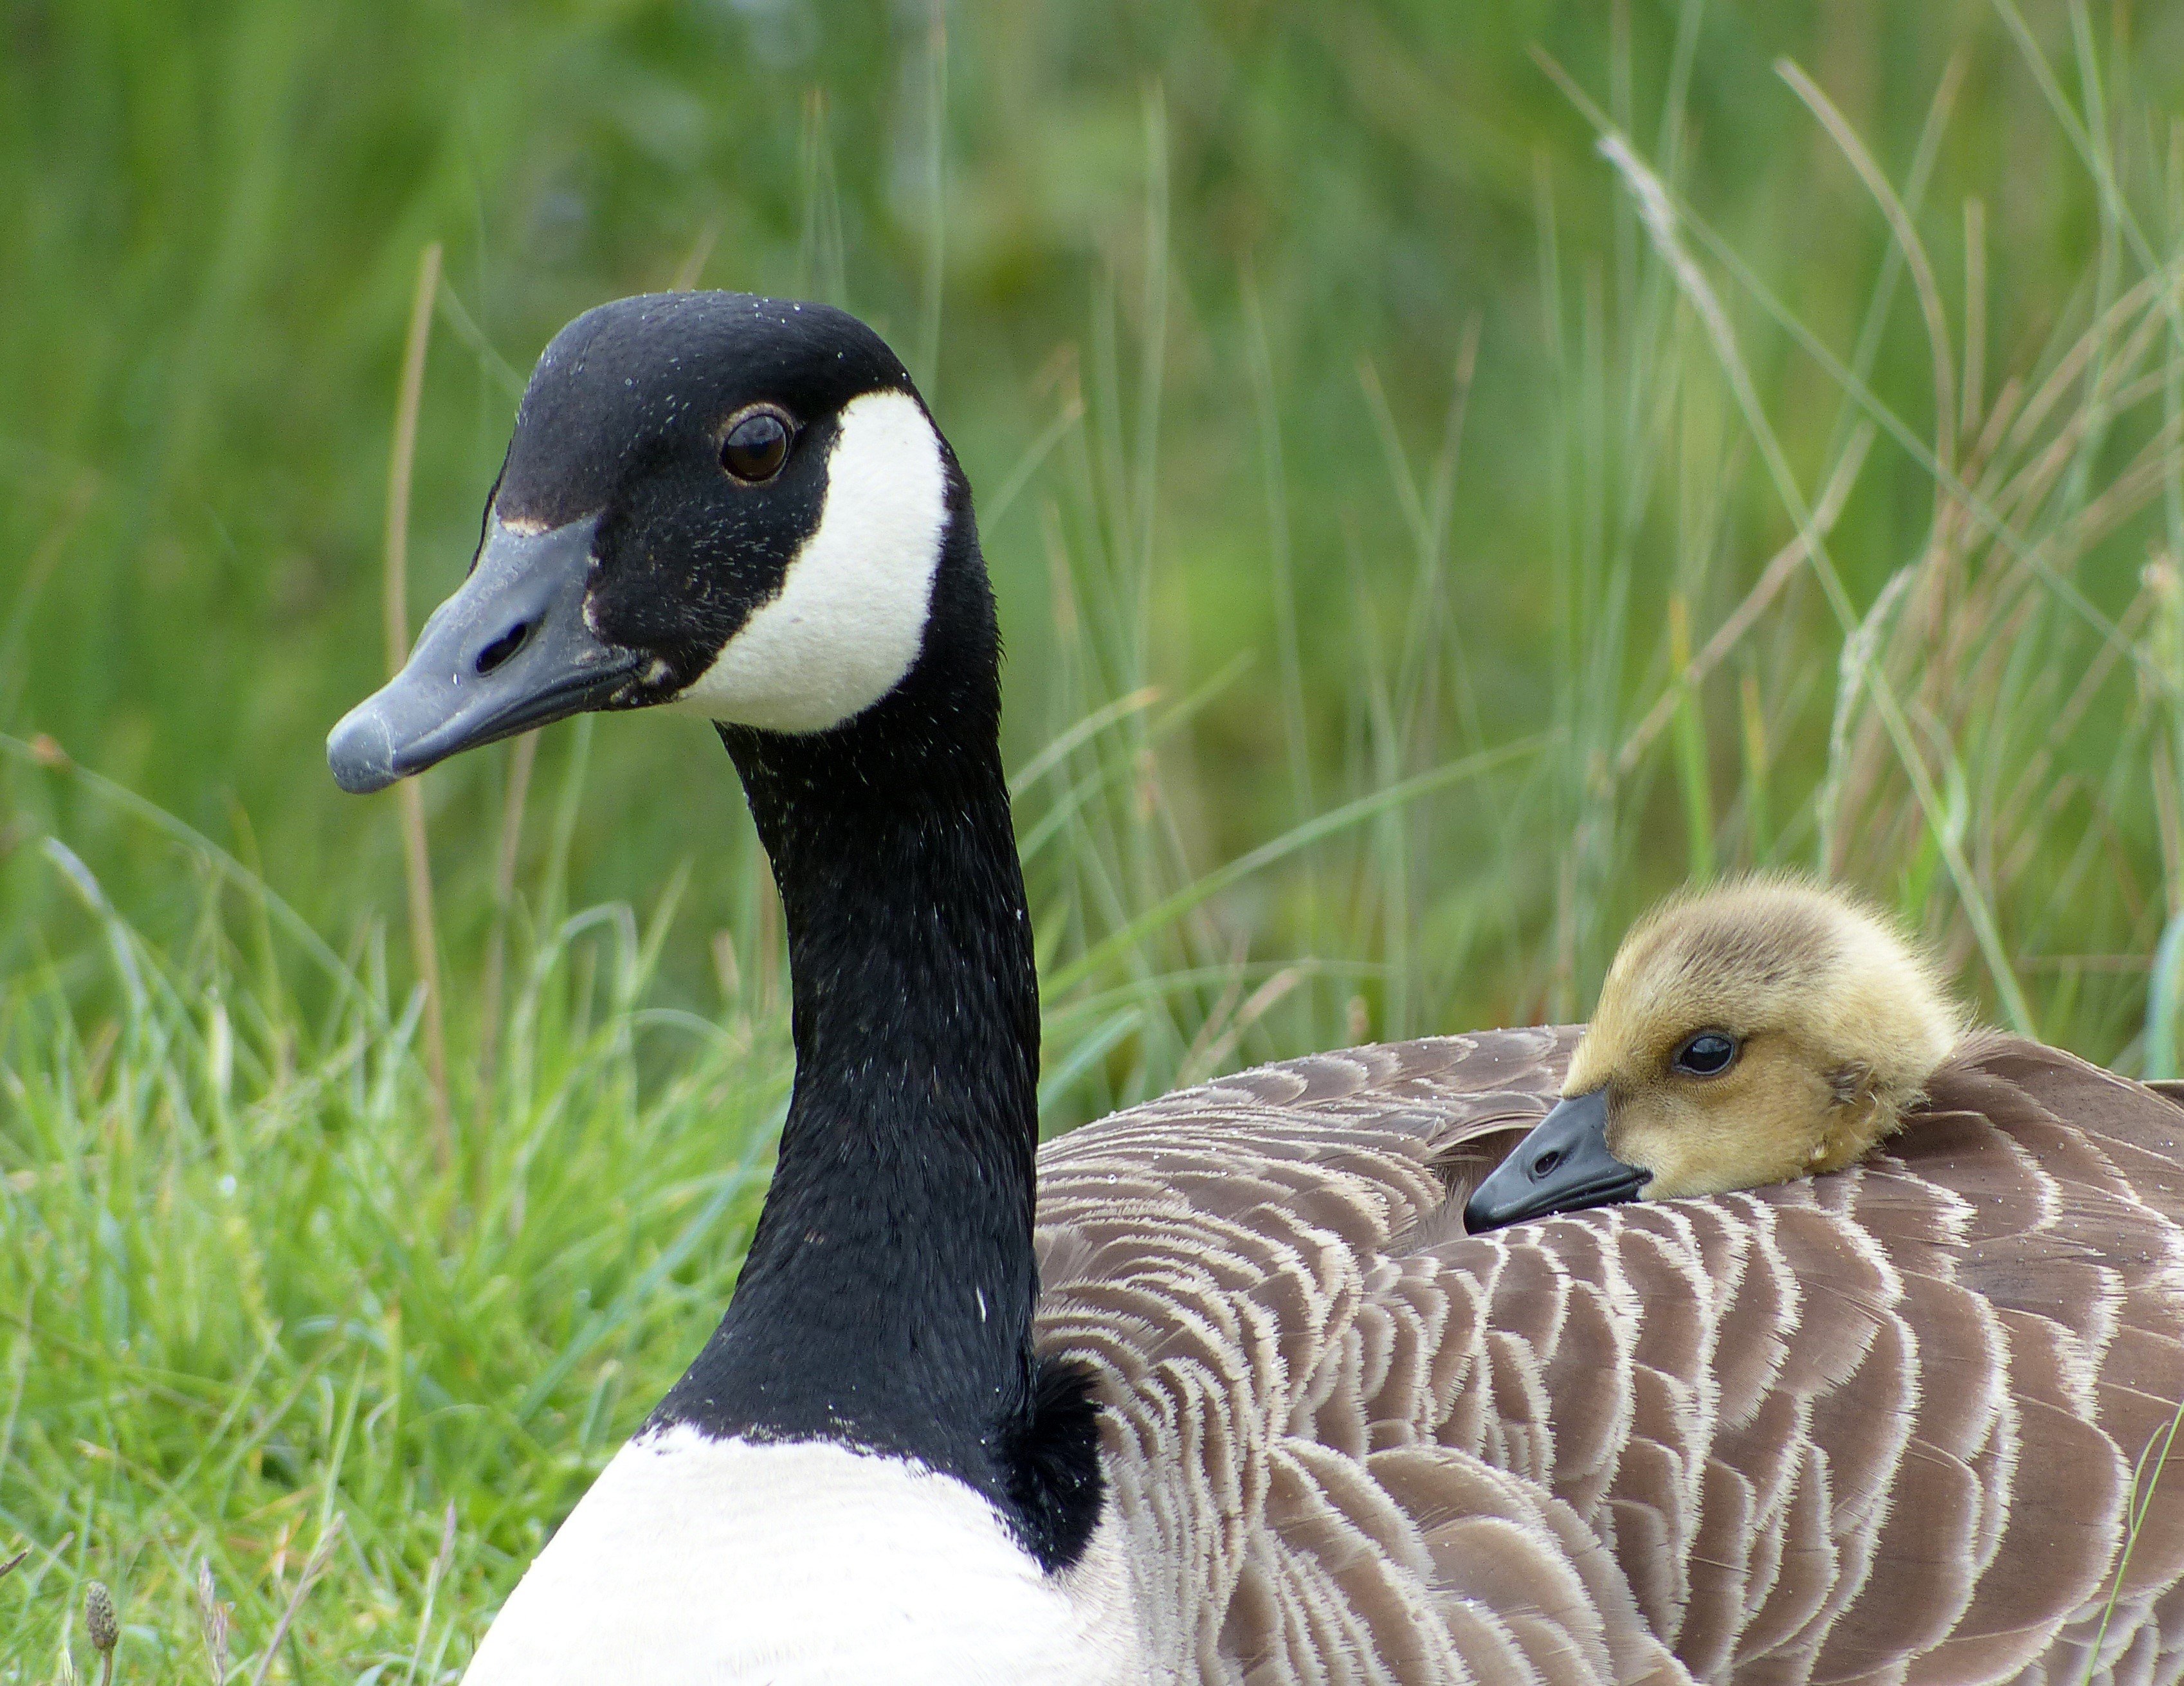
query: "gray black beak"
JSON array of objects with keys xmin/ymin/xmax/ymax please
[
  {"xmin": 327, "ymin": 514, "xmax": 642, "ymax": 794},
  {"xmin": 1464, "ymin": 1087, "xmax": 1651, "ymax": 1234}
]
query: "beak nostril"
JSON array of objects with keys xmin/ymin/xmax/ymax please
[
  {"xmin": 476, "ymin": 621, "xmax": 531, "ymax": 676},
  {"xmin": 1531, "ymin": 1148, "xmax": 1563, "ymax": 1181}
]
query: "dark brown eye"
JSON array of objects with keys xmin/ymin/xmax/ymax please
[
  {"xmin": 1673, "ymin": 1031, "xmax": 1740, "ymax": 1077},
  {"xmin": 721, "ymin": 408, "xmax": 792, "ymax": 482}
]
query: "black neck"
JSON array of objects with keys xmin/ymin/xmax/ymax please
[{"xmin": 649, "ymin": 508, "xmax": 1101, "ymax": 1568}]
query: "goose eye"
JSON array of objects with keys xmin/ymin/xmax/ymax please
[
  {"xmin": 1673, "ymin": 1031, "xmax": 1740, "ymax": 1078},
  {"xmin": 721, "ymin": 408, "xmax": 792, "ymax": 482}
]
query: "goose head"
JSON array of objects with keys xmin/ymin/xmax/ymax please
[
  {"xmin": 329, "ymin": 291, "xmax": 967, "ymax": 790},
  {"xmin": 1465, "ymin": 875, "xmax": 1963, "ymax": 1233}
]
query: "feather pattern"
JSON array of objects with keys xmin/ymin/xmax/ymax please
[{"xmin": 1035, "ymin": 1028, "xmax": 2184, "ymax": 1683}]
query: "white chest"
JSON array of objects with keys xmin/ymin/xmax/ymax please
[{"xmin": 459, "ymin": 1427, "xmax": 1151, "ymax": 1685}]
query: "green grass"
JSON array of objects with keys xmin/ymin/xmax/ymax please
[{"xmin": 7, "ymin": 0, "xmax": 2184, "ymax": 1676}]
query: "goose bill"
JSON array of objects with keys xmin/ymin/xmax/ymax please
[
  {"xmin": 327, "ymin": 514, "xmax": 643, "ymax": 793},
  {"xmin": 1464, "ymin": 1085, "xmax": 1650, "ymax": 1233}
]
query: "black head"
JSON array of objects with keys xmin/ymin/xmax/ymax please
[{"xmin": 329, "ymin": 292, "xmax": 972, "ymax": 792}]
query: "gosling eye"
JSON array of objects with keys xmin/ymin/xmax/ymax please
[
  {"xmin": 720, "ymin": 406, "xmax": 794, "ymax": 483},
  {"xmin": 1672, "ymin": 1030, "xmax": 1740, "ymax": 1078}
]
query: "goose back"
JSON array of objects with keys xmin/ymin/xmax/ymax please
[{"xmin": 1035, "ymin": 1028, "xmax": 2184, "ymax": 1683}]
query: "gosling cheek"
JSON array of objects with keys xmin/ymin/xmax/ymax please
[
  {"xmin": 1606, "ymin": 1111, "xmax": 1687, "ymax": 1199},
  {"xmin": 1630, "ymin": 1157, "xmax": 1693, "ymax": 1199},
  {"xmin": 1607, "ymin": 1139, "xmax": 1667, "ymax": 1199},
  {"xmin": 1621, "ymin": 1121, "xmax": 1724, "ymax": 1199}
]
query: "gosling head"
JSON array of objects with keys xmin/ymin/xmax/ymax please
[
  {"xmin": 328, "ymin": 291, "xmax": 973, "ymax": 793},
  {"xmin": 1465, "ymin": 875, "xmax": 1964, "ymax": 1233}
]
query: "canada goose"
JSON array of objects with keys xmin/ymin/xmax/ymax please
[
  {"xmin": 331, "ymin": 293, "xmax": 2184, "ymax": 1683},
  {"xmin": 1466, "ymin": 875, "xmax": 1965, "ymax": 1231}
]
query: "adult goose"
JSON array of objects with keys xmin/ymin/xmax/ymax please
[{"xmin": 331, "ymin": 293, "xmax": 2184, "ymax": 1683}]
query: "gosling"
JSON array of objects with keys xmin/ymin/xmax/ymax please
[{"xmin": 1466, "ymin": 874, "xmax": 1965, "ymax": 1232}]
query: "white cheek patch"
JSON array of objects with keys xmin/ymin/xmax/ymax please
[
  {"xmin": 457, "ymin": 1427, "xmax": 1152, "ymax": 1685},
  {"xmin": 668, "ymin": 387, "xmax": 949, "ymax": 732}
]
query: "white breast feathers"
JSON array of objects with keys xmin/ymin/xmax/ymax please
[{"xmin": 458, "ymin": 1425, "xmax": 1152, "ymax": 1685}]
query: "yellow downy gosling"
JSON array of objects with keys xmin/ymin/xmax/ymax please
[{"xmin": 1465, "ymin": 874, "xmax": 1965, "ymax": 1232}]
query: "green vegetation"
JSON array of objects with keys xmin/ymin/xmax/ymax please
[{"xmin": 6, "ymin": 0, "xmax": 2184, "ymax": 1674}]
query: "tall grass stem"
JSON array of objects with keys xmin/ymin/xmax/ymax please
[
  {"xmin": 385, "ymin": 241, "xmax": 451, "ymax": 1162},
  {"xmin": 478, "ymin": 729, "xmax": 540, "ymax": 1090}
]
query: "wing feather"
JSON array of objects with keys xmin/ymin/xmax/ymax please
[{"xmin": 1035, "ymin": 1030, "xmax": 2184, "ymax": 1681}]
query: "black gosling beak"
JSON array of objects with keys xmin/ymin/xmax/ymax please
[
  {"xmin": 327, "ymin": 514, "xmax": 644, "ymax": 794},
  {"xmin": 1464, "ymin": 1086, "xmax": 1651, "ymax": 1234}
]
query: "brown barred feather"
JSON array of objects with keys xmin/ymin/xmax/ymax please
[{"xmin": 1034, "ymin": 1029, "xmax": 2184, "ymax": 1684}]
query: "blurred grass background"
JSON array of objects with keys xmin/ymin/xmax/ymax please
[{"xmin": 8, "ymin": 0, "xmax": 2184, "ymax": 1676}]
